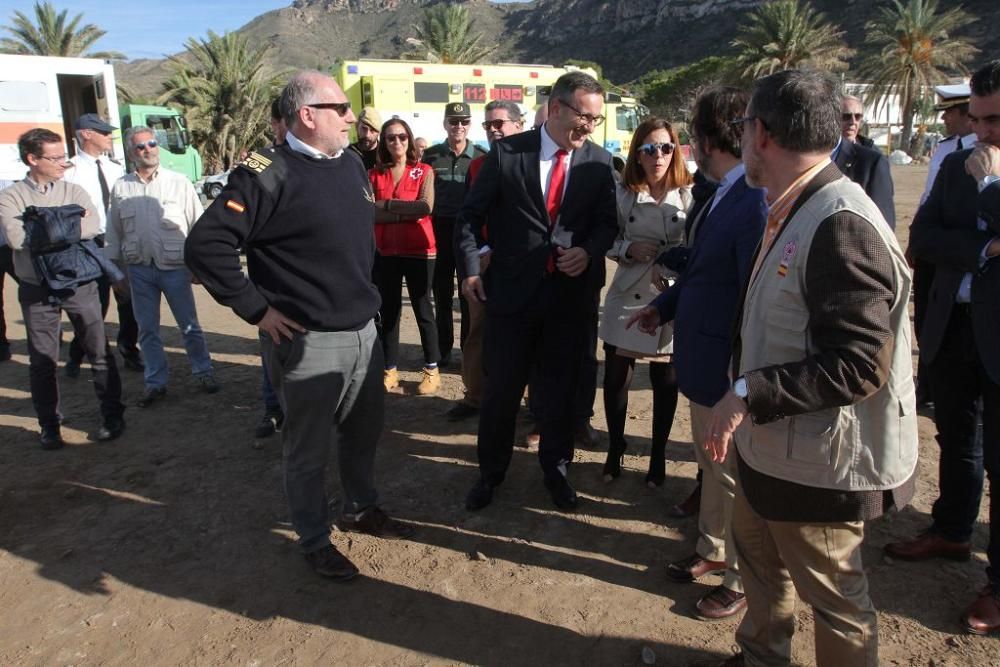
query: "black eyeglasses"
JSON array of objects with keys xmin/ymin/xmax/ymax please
[
  {"xmin": 132, "ymin": 140, "xmax": 158, "ymax": 151},
  {"xmin": 448, "ymin": 118, "xmax": 471, "ymax": 126},
  {"xmin": 38, "ymin": 153, "xmax": 70, "ymax": 163},
  {"xmin": 482, "ymin": 119, "xmax": 518, "ymax": 131},
  {"xmin": 306, "ymin": 102, "xmax": 352, "ymax": 117},
  {"xmin": 560, "ymin": 100, "xmax": 605, "ymax": 127},
  {"xmin": 638, "ymin": 142, "xmax": 675, "ymax": 157},
  {"xmin": 842, "ymin": 112, "xmax": 863, "ymax": 122}
]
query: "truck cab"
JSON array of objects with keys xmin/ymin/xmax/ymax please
[{"xmin": 119, "ymin": 104, "xmax": 202, "ymax": 182}]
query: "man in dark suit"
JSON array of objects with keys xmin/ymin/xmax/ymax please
[
  {"xmin": 887, "ymin": 59, "xmax": 1000, "ymax": 635},
  {"xmin": 835, "ymin": 96, "xmax": 896, "ymax": 228},
  {"xmin": 631, "ymin": 87, "xmax": 767, "ymax": 622},
  {"xmin": 456, "ymin": 71, "xmax": 618, "ymax": 511}
]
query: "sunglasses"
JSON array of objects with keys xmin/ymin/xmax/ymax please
[
  {"xmin": 842, "ymin": 113, "xmax": 863, "ymax": 122},
  {"xmin": 386, "ymin": 133, "xmax": 408, "ymax": 143},
  {"xmin": 132, "ymin": 140, "xmax": 158, "ymax": 151},
  {"xmin": 482, "ymin": 119, "xmax": 517, "ymax": 131},
  {"xmin": 448, "ymin": 118, "xmax": 471, "ymax": 126},
  {"xmin": 638, "ymin": 142, "xmax": 675, "ymax": 157},
  {"xmin": 306, "ymin": 102, "xmax": 352, "ymax": 117}
]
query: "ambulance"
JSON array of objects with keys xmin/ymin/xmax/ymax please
[
  {"xmin": 334, "ymin": 59, "xmax": 647, "ymax": 169},
  {"xmin": 0, "ymin": 54, "xmax": 202, "ymax": 182}
]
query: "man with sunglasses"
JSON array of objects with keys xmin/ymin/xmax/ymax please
[
  {"xmin": 105, "ymin": 126, "xmax": 217, "ymax": 408},
  {"xmin": 424, "ymin": 102, "xmax": 487, "ymax": 368},
  {"xmin": 0, "ymin": 128, "xmax": 125, "ymax": 448},
  {"xmin": 186, "ymin": 70, "xmax": 413, "ymax": 582},
  {"xmin": 456, "ymin": 71, "xmax": 618, "ymax": 512},
  {"xmin": 832, "ymin": 95, "xmax": 896, "ymax": 228},
  {"xmin": 63, "ymin": 114, "xmax": 143, "ymax": 377}
]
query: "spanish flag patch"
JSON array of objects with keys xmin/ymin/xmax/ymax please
[{"xmin": 226, "ymin": 199, "xmax": 246, "ymax": 213}]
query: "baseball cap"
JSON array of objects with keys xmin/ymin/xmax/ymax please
[
  {"xmin": 75, "ymin": 113, "xmax": 117, "ymax": 133},
  {"xmin": 444, "ymin": 102, "xmax": 471, "ymax": 118},
  {"xmin": 357, "ymin": 107, "xmax": 383, "ymax": 132}
]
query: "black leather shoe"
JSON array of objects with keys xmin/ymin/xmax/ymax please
[
  {"xmin": 304, "ymin": 545, "xmax": 359, "ymax": 581},
  {"xmin": 465, "ymin": 478, "xmax": 495, "ymax": 511},
  {"xmin": 64, "ymin": 358, "xmax": 81, "ymax": 378},
  {"xmin": 254, "ymin": 411, "xmax": 283, "ymax": 438},
  {"xmin": 137, "ymin": 386, "xmax": 167, "ymax": 407},
  {"xmin": 40, "ymin": 424, "xmax": 65, "ymax": 450},
  {"xmin": 574, "ymin": 420, "xmax": 598, "ymax": 449},
  {"xmin": 96, "ymin": 417, "xmax": 126, "ymax": 442},
  {"xmin": 446, "ymin": 402, "xmax": 479, "ymax": 422},
  {"xmin": 120, "ymin": 350, "xmax": 144, "ymax": 371},
  {"xmin": 545, "ymin": 475, "xmax": 579, "ymax": 511}
]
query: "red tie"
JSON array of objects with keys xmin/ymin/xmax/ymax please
[
  {"xmin": 545, "ymin": 149, "xmax": 568, "ymax": 273},
  {"xmin": 546, "ymin": 149, "xmax": 568, "ymax": 226}
]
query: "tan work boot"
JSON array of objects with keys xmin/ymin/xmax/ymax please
[
  {"xmin": 383, "ymin": 367, "xmax": 399, "ymax": 392},
  {"xmin": 416, "ymin": 366, "xmax": 440, "ymax": 395}
]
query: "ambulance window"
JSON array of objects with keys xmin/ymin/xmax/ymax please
[
  {"xmin": 0, "ymin": 81, "xmax": 49, "ymax": 112},
  {"xmin": 415, "ymin": 82, "xmax": 449, "ymax": 103},
  {"xmin": 616, "ymin": 106, "xmax": 639, "ymax": 132}
]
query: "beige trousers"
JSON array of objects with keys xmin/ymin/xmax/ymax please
[
  {"xmin": 732, "ymin": 477, "xmax": 879, "ymax": 667},
  {"xmin": 459, "ymin": 293, "xmax": 486, "ymax": 406},
  {"xmin": 689, "ymin": 401, "xmax": 742, "ymax": 592}
]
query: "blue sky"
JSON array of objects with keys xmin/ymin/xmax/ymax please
[{"xmin": 1, "ymin": 1, "xmax": 520, "ymax": 61}]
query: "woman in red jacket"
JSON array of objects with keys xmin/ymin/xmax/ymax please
[{"xmin": 370, "ymin": 118, "xmax": 440, "ymax": 395}]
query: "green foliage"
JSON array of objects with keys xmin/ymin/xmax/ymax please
[
  {"xmin": 0, "ymin": 1, "xmax": 125, "ymax": 59},
  {"xmin": 732, "ymin": 0, "xmax": 853, "ymax": 78},
  {"xmin": 633, "ymin": 57, "xmax": 738, "ymax": 120},
  {"xmin": 158, "ymin": 31, "xmax": 287, "ymax": 173},
  {"xmin": 407, "ymin": 3, "xmax": 495, "ymax": 64},
  {"xmin": 859, "ymin": 0, "xmax": 978, "ymax": 154}
]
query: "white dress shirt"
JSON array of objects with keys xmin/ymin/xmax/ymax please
[
  {"xmin": 64, "ymin": 150, "xmax": 125, "ymax": 232},
  {"xmin": 539, "ymin": 123, "xmax": 574, "ymax": 247},
  {"xmin": 707, "ymin": 162, "xmax": 746, "ymax": 215},
  {"xmin": 285, "ymin": 131, "xmax": 343, "ymax": 160}
]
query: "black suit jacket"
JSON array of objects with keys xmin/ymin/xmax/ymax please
[
  {"xmin": 455, "ymin": 129, "xmax": 618, "ymax": 314},
  {"xmin": 834, "ymin": 140, "xmax": 896, "ymax": 229},
  {"xmin": 911, "ymin": 150, "xmax": 1000, "ymax": 385},
  {"xmin": 981, "ymin": 180, "xmax": 1000, "ymax": 235}
]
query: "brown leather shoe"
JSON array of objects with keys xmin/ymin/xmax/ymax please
[
  {"xmin": 668, "ymin": 482, "xmax": 702, "ymax": 518},
  {"xmin": 666, "ymin": 553, "xmax": 725, "ymax": 583},
  {"xmin": 961, "ymin": 585, "xmax": 1000, "ymax": 635},
  {"xmin": 696, "ymin": 585, "xmax": 747, "ymax": 621},
  {"xmin": 884, "ymin": 531, "xmax": 971, "ymax": 561}
]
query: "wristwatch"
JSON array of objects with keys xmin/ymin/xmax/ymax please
[{"xmin": 733, "ymin": 376, "xmax": 748, "ymax": 403}]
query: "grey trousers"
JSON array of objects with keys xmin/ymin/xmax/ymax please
[{"xmin": 264, "ymin": 320, "xmax": 384, "ymax": 553}]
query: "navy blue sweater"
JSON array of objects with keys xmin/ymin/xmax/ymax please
[{"xmin": 185, "ymin": 144, "xmax": 380, "ymax": 332}]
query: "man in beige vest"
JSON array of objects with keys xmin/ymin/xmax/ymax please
[{"xmin": 699, "ymin": 70, "xmax": 918, "ymax": 666}]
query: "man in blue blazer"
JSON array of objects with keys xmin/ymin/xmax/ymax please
[
  {"xmin": 834, "ymin": 96, "xmax": 896, "ymax": 228},
  {"xmin": 456, "ymin": 72, "xmax": 618, "ymax": 512},
  {"xmin": 630, "ymin": 87, "xmax": 766, "ymax": 621}
]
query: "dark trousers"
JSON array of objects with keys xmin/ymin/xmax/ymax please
[
  {"xmin": 376, "ymin": 255, "xmax": 440, "ymax": 368},
  {"xmin": 912, "ymin": 259, "xmax": 935, "ymax": 400},
  {"xmin": 477, "ymin": 279, "xmax": 590, "ymax": 484},
  {"xmin": 432, "ymin": 216, "xmax": 458, "ymax": 359},
  {"xmin": 19, "ymin": 280, "xmax": 124, "ymax": 428},
  {"xmin": 528, "ymin": 287, "xmax": 599, "ymax": 422},
  {"xmin": 0, "ymin": 245, "xmax": 17, "ymax": 350},
  {"xmin": 68, "ymin": 273, "xmax": 140, "ymax": 364},
  {"xmin": 929, "ymin": 305, "xmax": 1000, "ymax": 585}
]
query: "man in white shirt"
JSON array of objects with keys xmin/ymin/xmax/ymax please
[
  {"xmin": 63, "ymin": 114, "xmax": 143, "ymax": 376},
  {"xmin": 106, "ymin": 126, "xmax": 217, "ymax": 407}
]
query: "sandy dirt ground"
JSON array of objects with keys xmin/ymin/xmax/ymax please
[{"xmin": 0, "ymin": 165, "xmax": 995, "ymax": 666}]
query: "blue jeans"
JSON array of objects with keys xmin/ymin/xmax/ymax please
[{"xmin": 128, "ymin": 264, "xmax": 212, "ymax": 390}]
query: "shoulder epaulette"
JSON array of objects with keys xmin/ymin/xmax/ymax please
[{"xmin": 239, "ymin": 149, "xmax": 276, "ymax": 175}]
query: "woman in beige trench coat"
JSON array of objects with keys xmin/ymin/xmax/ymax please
[{"xmin": 599, "ymin": 117, "xmax": 693, "ymax": 485}]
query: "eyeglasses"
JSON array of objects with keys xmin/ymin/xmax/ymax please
[
  {"xmin": 482, "ymin": 119, "xmax": 518, "ymax": 131},
  {"xmin": 306, "ymin": 102, "xmax": 352, "ymax": 117},
  {"xmin": 560, "ymin": 100, "xmax": 605, "ymax": 127},
  {"xmin": 132, "ymin": 140, "xmax": 158, "ymax": 151},
  {"xmin": 448, "ymin": 118, "xmax": 471, "ymax": 126},
  {"xmin": 386, "ymin": 133, "xmax": 408, "ymax": 143},
  {"xmin": 730, "ymin": 116, "xmax": 768, "ymax": 131},
  {"xmin": 842, "ymin": 112, "xmax": 863, "ymax": 122},
  {"xmin": 38, "ymin": 153, "xmax": 70, "ymax": 163},
  {"xmin": 638, "ymin": 142, "xmax": 675, "ymax": 157}
]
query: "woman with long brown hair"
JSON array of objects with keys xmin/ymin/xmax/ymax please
[
  {"xmin": 369, "ymin": 118, "xmax": 440, "ymax": 395},
  {"xmin": 599, "ymin": 116, "xmax": 693, "ymax": 485}
]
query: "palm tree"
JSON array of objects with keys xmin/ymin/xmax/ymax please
[
  {"xmin": 0, "ymin": 1, "xmax": 125, "ymax": 59},
  {"xmin": 406, "ymin": 4, "xmax": 495, "ymax": 64},
  {"xmin": 859, "ymin": 0, "xmax": 978, "ymax": 153},
  {"xmin": 159, "ymin": 31, "xmax": 286, "ymax": 172},
  {"xmin": 731, "ymin": 0, "xmax": 854, "ymax": 79}
]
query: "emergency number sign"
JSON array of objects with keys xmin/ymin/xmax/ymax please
[{"xmin": 463, "ymin": 84, "xmax": 524, "ymax": 103}]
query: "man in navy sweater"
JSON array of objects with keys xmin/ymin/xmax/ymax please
[
  {"xmin": 629, "ymin": 87, "xmax": 766, "ymax": 621},
  {"xmin": 186, "ymin": 70, "xmax": 412, "ymax": 582}
]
